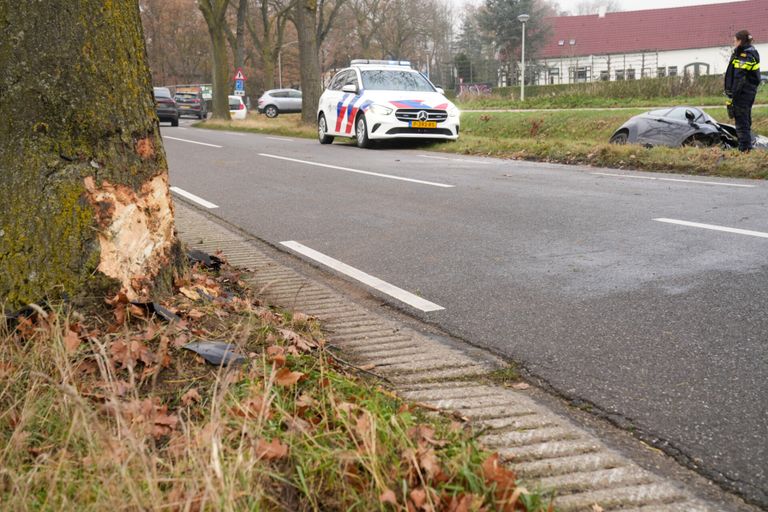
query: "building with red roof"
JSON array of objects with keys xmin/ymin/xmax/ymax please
[{"xmin": 533, "ymin": 0, "xmax": 768, "ymax": 85}]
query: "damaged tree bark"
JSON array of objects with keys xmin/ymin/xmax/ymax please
[{"xmin": 0, "ymin": 1, "xmax": 183, "ymax": 309}]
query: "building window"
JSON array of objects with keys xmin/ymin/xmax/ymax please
[
  {"xmin": 668, "ymin": 66, "xmax": 678, "ymax": 77},
  {"xmin": 684, "ymin": 62, "xmax": 710, "ymax": 77},
  {"xmin": 548, "ymin": 67, "xmax": 559, "ymax": 85},
  {"xmin": 600, "ymin": 70, "xmax": 610, "ymax": 81},
  {"xmin": 657, "ymin": 67, "xmax": 666, "ymax": 78},
  {"xmin": 576, "ymin": 67, "xmax": 588, "ymax": 83},
  {"xmin": 627, "ymin": 69, "xmax": 636, "ymax": 80},
  {"xmin": 615, "ymin": 69, "xmax": 625, "ymax": 81}
]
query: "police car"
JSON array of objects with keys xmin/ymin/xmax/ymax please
[{"xmin": 317, "ymin": 60, "xmax": 460, "ymax": 148}]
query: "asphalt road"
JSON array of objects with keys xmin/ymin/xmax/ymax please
[{"xmin": 162, "ymin": 120, "xmax": 768, "ymax": 507}]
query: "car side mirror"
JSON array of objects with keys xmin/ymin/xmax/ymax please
[
  {"xmin": 685, "ymin": 109, "xmax": 696, "ymax": 122},
  {"xmin": 342, "ymin": 84, "xmax": 358, "ymax": 94},
  {"xmin": 435, "ymin": 87, "xmax": 445, "ymax": 95}
]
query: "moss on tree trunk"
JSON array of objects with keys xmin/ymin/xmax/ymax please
[{"xmin": 0, "ymin": 1, "xmax": 182, "ymax": 310}]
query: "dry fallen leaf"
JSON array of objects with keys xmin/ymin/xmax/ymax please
[
  {"xmin": 179, "ymin": 287, "xmax": 201, "ymax": 301},
  {"xmin": 181, "ymin": 388, "xmax": 202, "ymax": 406},
  {"xmin": 63, "ymin": 328, "xmax": 81, "ymax": 353},
  {"xmin": 254, "ymin": 437, "xmax": 288, "ymax": 460},
  {"xmin": 274, "ymin": 367, "xmax": 304, "ymax": 387},
  {"xmin": 379, "ymin": 489, "xmax": 398, "ymax": 506},
  {"xmin": 266, "ymin": 345, "xmax": 287, "ymax": 367},
  {"xmin": 409, "ymin": 488, "xmax": 427, "ymax": 509},
  {"xmin": 278, "ymin": 328, "xmax": 317, "ymax": 352},
  {"xmin": 512, "ymin": 382, "xmax": 530, "ymax": 390},
  {"xmin": 591, "ymin": 505, "xmax": 605, "ymax": 512}
]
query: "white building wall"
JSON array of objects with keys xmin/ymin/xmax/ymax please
[{"xmin": 535, "ymin": 43, "xmax": 767, "ymax": 85}]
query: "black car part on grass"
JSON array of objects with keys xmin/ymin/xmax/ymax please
[
  {"xmin": 609, "ymin": 106, "xmax": 768, "ymax": 150},
  {"xmin": 187, "ymin": 249, "xmax": 224, "ymax": 271},
  {"xmin": 182, "ymin": 340, "xmax": 247, "ymax": 367},
  {"xmin": 129, "ymin": 301, "xmax": 180, "ymax": 323}
]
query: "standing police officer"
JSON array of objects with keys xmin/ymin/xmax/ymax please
[{"xmin": 724, "ymin": 30, "xmax": 761, "ymax": 152}]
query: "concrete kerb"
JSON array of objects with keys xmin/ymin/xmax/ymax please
[{"xmin": 173, "ymin": 201, "xmax": 717, "ymax": 512}]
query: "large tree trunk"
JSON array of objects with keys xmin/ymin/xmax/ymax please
[
  {"xmin": 0, "ymin": 1, "xmax": 180, "ymax": 310},
  {"xmin": 295, "ymin": 0, "xmax": 322, "ymax": 124},
  {"xmin": 199, "ymin": 0, "xmax": 232, "ymax": 120}
]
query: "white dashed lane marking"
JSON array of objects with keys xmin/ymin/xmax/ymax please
[
  {"xmin": 259, "ymin": 153, "xmax": 455, "ymax": 188},
  {"xmin": 654, "ymin": 218, "xmax": 768, "ymax": 239},
  {"xmin": 592, "ymin": 172, "xmax": 755, "ymax": 188},
  {"xmin": 164, "ymin": 136, "xmax": 223, "ymax": 148},
  {"xmin": 170, "ymin": 187, "xmax": 219, "ymax": 209},
  {"xmin": 280, "ymin": 241, "xmax": 445, "ymax": 312}
]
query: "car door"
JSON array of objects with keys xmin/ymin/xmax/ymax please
[
  {"xmin": 287, "ymin": 90, "xmax": 302, "ymax": 113},
  {"xmin": 338, "ymin": 71, "xmax": 363, "ymax": 135},
  {"xmin": 324, "ymin": 70, "xmax": 350, "ymax": 135},
  {"xmin": 636, "ymin": 108, "xmax": 676, "ymax": 146},
  {"xmin": 270, "ymin": 91, "xmax": 288, "ymax": 111}
]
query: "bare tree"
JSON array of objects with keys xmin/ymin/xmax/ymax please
[
  {"xmin": 227, "ymin": 0, "xmax": 249, "ymax": 71},
  {"xmin": 140, "ymin": 0, "xmax": 212, "ymax": 85},
  {"xmin": 290, "ymin": 0, "xmax": 346, "ymax": 123},
  {"xmin": 198, "ymin": 0, "xmax": 232, "ymax": 119},
  {"xmin": 346, "ymin": 0, "xmax": 385, "ymax": 58},
  {"xmin": 247, "ymin": 0, "xmax": 292, "ymax": 91},
  {"xmin": 1, "ymin": 0, "xmax": 181, "ymax": 309}
]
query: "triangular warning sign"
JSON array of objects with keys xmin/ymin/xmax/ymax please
[{"xmin": 234, "ymin": 68, "xmax": 246, "ymax": 81}]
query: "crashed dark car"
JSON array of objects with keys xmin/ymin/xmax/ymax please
[{"xmin": 609, "ymin": 106, "xmax": 768, "ymax": 150}]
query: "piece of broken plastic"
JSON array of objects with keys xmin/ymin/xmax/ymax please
[
  {"xmin": 130, "ymin": 301, "xmax": 181, "ymax": 323},
  {"xmin": 182, "ymin": 341, "xmax": 247, "ymax": 366},
  {"xmin": 187, "ymin": 249, "xmax": 224, "ymax": 271}
]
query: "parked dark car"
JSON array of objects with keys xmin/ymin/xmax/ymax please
[
  {"xmin": 153, "ymin": 87, "xmax": 179, "ymax": 126},
  {"xmin": 174, "ymin": 88, "xmax": 208, "ymax": 119},
  {"xmin": 257, "ymin": 89, "xmax": 302, "ymax": 118},
  {"xmin": 609, "ymin": 106, "xmax": 768, "ymax": 149}
]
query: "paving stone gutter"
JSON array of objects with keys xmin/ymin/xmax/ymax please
[{"xmin": 175, "ymin": 202, "xmax": 730, "ymax": 512}]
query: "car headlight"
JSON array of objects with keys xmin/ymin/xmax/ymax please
[
  {"xmin": 448, "ymin": 105, "xmax": 460, "ymax": 118},
  {"xmin": 368, "ymin": 104, "xmax": 393, "ymax": 116}
]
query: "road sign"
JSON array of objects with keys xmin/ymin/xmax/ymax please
[
  {"xmin": 234, "ymin": 90, "xmax": 245, "ymax": 96},
  {"xmin": 234, "ymin": 79, "xmax": 245, "ymax": 91},
  {"xmin": 234, "ymin": 68, "xmax": 246, "ymax": 81}
]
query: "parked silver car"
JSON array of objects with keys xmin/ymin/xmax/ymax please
[{"xmin": 257, "ymin": 89, "xmax": 302, "ymax": 118}]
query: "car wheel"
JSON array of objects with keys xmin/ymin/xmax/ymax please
[
  {"xmin": 609, "ymin": 131, "xmax": 628, "ymax": 145},
  {"xmin": 682, "ymin": 135, "xmax": 709, "ymax": 148},
  {"xmin": 265, "ymin": 105, "xmax": 279, "ymax": 118},
  {"xmin": 355, "ymin": 114, "xmax": 372, "ymax": 149},
  {"xmin": 171, "ymin": 116, "xmax": 179, "ymax": 127},
  {"xmin": 318, "ymin": 114, "xmax": 334, "ymax": 145}
]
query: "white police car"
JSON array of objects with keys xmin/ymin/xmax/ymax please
[{"xmin": 317, "ymin": 60, "xmax": 460, "ymax": 148}]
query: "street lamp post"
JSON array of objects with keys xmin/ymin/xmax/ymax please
[{"xmin": 517, "ymin": 14, "xmax": 530, "ymax": 101}]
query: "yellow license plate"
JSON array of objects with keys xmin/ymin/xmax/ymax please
[{"xmin": 410, "ymin": 121, "xmax": 437, "ymax": 128}]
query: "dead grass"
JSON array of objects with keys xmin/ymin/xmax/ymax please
[
  {"xmin": 0, "ymin": 258, "xmax": 552, "ymax": 511},
  {"xmin": 194, "ymin": 113, "xmax": 315, "ymax": 139}
]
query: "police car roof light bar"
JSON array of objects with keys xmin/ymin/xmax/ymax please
[{"xmin": 350, "ymin": 59, "xmax": 411, "ymax": 67}]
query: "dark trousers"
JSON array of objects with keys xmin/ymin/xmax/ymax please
[{"xmin": 733, "ymin": 93, "xmax": 755, "ymax": 151}]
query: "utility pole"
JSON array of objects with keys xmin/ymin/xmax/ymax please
[{"xmin": 517, "ymin": 14, "xmax": 530, "ymax": 101}]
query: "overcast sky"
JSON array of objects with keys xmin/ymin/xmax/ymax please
[{"xmin": 452, "ymin": 0, "xmax": 740, "ymax": 14}]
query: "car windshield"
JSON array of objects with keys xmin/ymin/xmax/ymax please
[
  {"xmin": 153, "ymin": 87, "xmax": 172, "ymax": 98},
  {"xmin": 175, "ymin": 93, "xmax": 197, "ymax": 100},
  {"xmin": 229, "ymin": 100, "xmax": 241, "ymax": 109},
  {"xmin": 666, "ymin": 107, "xmax": 710, "ymax": 122},
  {"xmin": 360, "ymin": 70, "xmax": 435, "ymax": 92}
]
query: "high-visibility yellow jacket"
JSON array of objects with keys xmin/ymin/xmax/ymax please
[{"xmin": 725, "ymin": 45, "xmax": 761, "ymax": 99}]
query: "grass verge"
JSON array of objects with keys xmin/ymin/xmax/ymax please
[
  {"xmin": 0, "ymin": 258, "xmax": 552, "ymax": 511},
  {"xmin": 195, "ymin": 109, "xmax": 768, "ymax": 180},
  {"xmin": 455, "ymin": 76, "xmax": 768, "ymax": 110}
]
